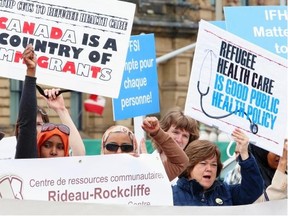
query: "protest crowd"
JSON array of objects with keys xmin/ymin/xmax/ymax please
[{"xmin": 0, "ymin": 0, "xmax": 287, "ymax": 214}]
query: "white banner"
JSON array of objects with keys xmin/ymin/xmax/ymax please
[
  {"xmin": 0, "ymin": 0, "xmax": 135, "ymax": 98},
  {"xmin": 0, "ymin": 136, "xmax": 16, "ymax": 160},
  {"xmin": 0, "ymin": 154, "xmax": 173, "ymax": 206},
  {"xmin": 185, "ymin": 20, "xmax": 287, "ymax": 156},
  {"xmin": 0, "ymin": 198, "xmax": 287, "ymax": 215}
]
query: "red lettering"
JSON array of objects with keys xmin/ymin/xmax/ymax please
[
  {"xmin": 22, "ymin": 21, "xmax": 35, "ymax": 35},
  {"xmin": 13, "ymin": 51, "xmax": 23, "ymax": 63},
  {"xmin": 38, "ymin": 56, "xmax": 49, "ymax": 68},
  {"xmin": 63, "ymin": 61, "xmax": 76, "ymax": 74},
  {"xmin": 90, "ymin": 66, "xmax": 101, "ymax": 78},
  {"xmin": 50, "ymin": 27, "xmax": 62, "ymax": 39},
  {"xmin": 0, "ymin": 17, "xmax": 8, "ymax": 29}
]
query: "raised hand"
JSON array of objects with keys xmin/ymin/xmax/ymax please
[
  {"xmin": 141, "ymin": 116, "xmax": 160, "ymax": 136},
  {"xmin": 22, "ymin": 44, "xmax": 37, "ymax": 77},
  {"xmin": 232, "ymin": 128, "xmax": 249, "ymax": 160},
  {"xmin": 41, "ymin": 88, "xmax": 65, "ymax": 111}
]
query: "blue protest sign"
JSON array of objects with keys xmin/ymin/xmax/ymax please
[
  {"xmin": 210, "ymin": 21, "xmax": 226, "ymax": 30},
  {"xmin": 113, "ymin": 34, "xmax": 159, "ymax": 120},
  {"xmin": 224, "ymin": 6, "xmax": 287, "ymax": 59}
]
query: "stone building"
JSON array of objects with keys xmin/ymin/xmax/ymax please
[{"xmin": 0, "ymin": 0, "xmax": 283, "ymax": 139}]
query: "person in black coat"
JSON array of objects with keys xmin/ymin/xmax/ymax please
[{"xmin": 15, "ymin": 44, "xmax": 38, "ymax": 159}]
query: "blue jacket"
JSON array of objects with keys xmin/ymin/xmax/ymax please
[{"xmin": 172, "ymin": 154, "xmax": 264, "ymax": 206}]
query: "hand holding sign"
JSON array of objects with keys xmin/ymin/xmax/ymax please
[{"xmin": 231, "ymin": 128, "xmax": 249, "ymax": 160}]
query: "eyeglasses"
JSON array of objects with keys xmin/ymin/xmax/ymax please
[
  {"xmin": 104, "ymin": 143, "xmax": 134, "ymax": 153},
  {"xmin": 41, "ymin": 123, "xmax": 70, "ymax": 135}
]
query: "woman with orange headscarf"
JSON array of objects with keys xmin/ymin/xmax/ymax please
[{"xmin": 37, "ymin": 123, "xmax": 70, "ymax": 158}]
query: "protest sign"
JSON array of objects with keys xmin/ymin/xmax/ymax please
[
  {"xmin": 210, "ymin": 21, "xmax": 226, "ymax": 30},
  {"xmin": 224, "ymin": 6, "xmax": 288, "ymax": 137},
  {"xmin": 185, "ymin": 20, "xmax": 287, "ymax": 155},
  {"xmin": 0, "ymin": 0, "xmax": 135, "ymax": 98},
  {"xmin": 113, "ymin": 34, "xmax": 159, "ymax": 120},
  {"xmin": 224, "ymin": 6, "xmax": 287, "ymax": 59},
  {"xmin": 0, "ymin": 136, "xmax": 16, "ymax": 160},
  {"xmin": 0, "ymin": 198, "xmax": 287, "ymax": 215},
  {"xmin": 0, "ymin": 153, "xmax": 173, "ymax": 206}
]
